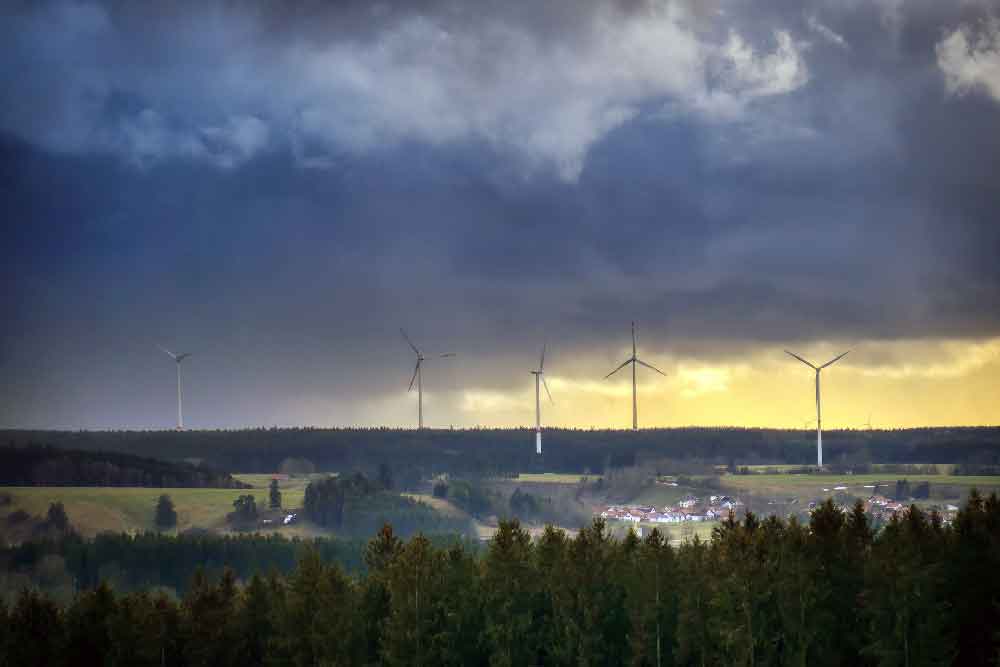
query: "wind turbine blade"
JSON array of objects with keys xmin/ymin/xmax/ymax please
[
  {"xmin": 542, "ymin": 376, "xmax": 553, "ymax": 404},
  {"xmin": 784, "ymin": 350, "xmax": 817, "ymax": 370},
  {"xmin": 408, "ymin": 361, "xmax": 421, "ymax": 391},
  {"xmin": 400, "ymin": 328, "xmax": 420, "ymax": 355},
  {"xmin": 635, "ymin": 358, "xmax": 667, "ymax": 376},
  {"xmin": 604, "ymin": 359, "xmax": 632, "ymax": 379},
  {"xmin": 631, "ymin": 321, "xmax": 637, "ymax": 357},
  {"xmin": 539, "ymin": 344, "xmax": 546, "ymax": 371},
  {"xmin": 158, "ymin": 345, "xmax": 177, "ymax": 360},
  {"xmin": 820, "ymin": 350, "xmax": 850, "ymax": 369}
]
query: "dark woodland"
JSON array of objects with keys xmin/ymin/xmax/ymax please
[{"xmin": 2, "ymin": 493, "xmax": 999, "ymax": 666}]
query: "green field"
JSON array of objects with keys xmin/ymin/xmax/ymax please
[
  {"xmin": 719, "ymin": 473, "xmax": 1000, "ymax": 501},
  {"xmin": 514, "ymin": 473, "xmax": 600, "ymax": 484},
  {"xmin": 730, "ymin": 464, "xmax": 960, "ymax": 474},
  {"xmin": 1, "ymin": 475, "xmax": 314, "ymax": 537}
]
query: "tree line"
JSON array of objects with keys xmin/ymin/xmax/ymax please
[
  {"xmin": 2, "ymin": 492, "xmax": 999, "ymax": 665},
  {"xmin": 0, "ymin": 443, "xmax": 249, "ymax": 488},
  {"xmin": 4, "ymin": 427, "xmax": 999, "ymax": 478},
  {"xmin": 1, "ymin": 530, "xmax": 472, "ymax": 600}
]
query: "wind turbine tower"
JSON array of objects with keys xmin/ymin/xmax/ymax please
[
  {"xmin": 158, "ymin": 346, "xmax": 192, "ymax": 430},
  {"xmin": 530, "ymin": 344, "xmax": 553, "ymax": 454},
  {"xmin": 784, "ymin": 349, "xmax": 850, "ymax": 467},
  {"xmin": 605, "ymin": 322, "xmax": 667, "ymax": 431},
  {"xmin": 401, "ymin": 329, "xmax": 455, "ymax": 429}
]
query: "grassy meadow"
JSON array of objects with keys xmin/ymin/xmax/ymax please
[
  {"xmin": 0, "ymin": 474, "xmax": 317, "ymax": 537},
  {"xmin": 513, "ymin": 473, "xmax": 601, "ymax": 484},
  {"xmin": 719, "ymin": 473, "xmax": 1000, "ymax": 496}
]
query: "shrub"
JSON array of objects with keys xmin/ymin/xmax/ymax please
[{"xmin": 6, "ymin": 509, "xmax": 30, "ymax": 525}]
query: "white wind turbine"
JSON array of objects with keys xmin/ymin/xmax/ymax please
[
  {"xmin": 530, "ymin": 344, "xmax": 553, "ymax": 455},
  {"xmin": 785, "ymin": 349, "xmax": 850, "ymax": 468},
  {"xmin": 158, "ymin": 345, "xmax": 192, "ymax": 431},
  {"xmin": 401, "ymin": 328, "xmax": 455, "ymax": 429},
  {"xmin": 605, "ymin": 322, "xmax": 667, "ymax": 431}
]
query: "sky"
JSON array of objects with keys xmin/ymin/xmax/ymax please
[{"xmin": 2, "ymin": 0, "xmax": 999, "ymax": 430}]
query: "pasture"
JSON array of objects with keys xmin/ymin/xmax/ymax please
[
  {"xmin": 514, "ymin": 473, "xmax": 601, "ymax": 484},
  {"xmin": 0, "ymin": 474, "xmax": 313, "ymax": 537},
  {"xmin": 720, "ymin": 473, "xmax": 1000, "ymax": 492}
]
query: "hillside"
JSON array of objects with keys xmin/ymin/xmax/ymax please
[
  {"xmin": 0, "ymin": 443, "xmax": 249, "ymax": 488},
  {"xmin": 3, "ymin": 427, "xmax": 999, "ymax": 477}
]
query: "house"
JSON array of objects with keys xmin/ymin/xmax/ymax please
[
  {"xmin": 621, "ymin": 512, "xmax": 640, "ymax": 523},
  {"xmin": 679, "ymin": 495, "xmax": 699, "ymax": 509}
]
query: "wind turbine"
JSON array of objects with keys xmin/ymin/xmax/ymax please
[
  {"xmin": 605, "ymin": 322, "xmax": 666, "ymax": 431},
  {"xmin": 784, "ymin": 349, "xmax": 850, "ymax": 468},
  {"xmin": 401, "ymin": 329, "xmax": 455, "ymax": 429},
  {"xmin": 158, "ymin": 345, "xmax": 192, "ymax": 431},
  {"xmin": 530, "ymin": 344, "xmax": 553, "ymax": 455}
]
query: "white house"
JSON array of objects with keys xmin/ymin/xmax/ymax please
[{"xmin": 679, "ymin": 496, "xmax": 699, "ymax": 509}]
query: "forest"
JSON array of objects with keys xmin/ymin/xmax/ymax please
[
  {"xmin": 4, "ymin": 427, "xmax": 999, "ymax": 477},
  {"xmin": 0, "ymin": 530, "xmax": 473, "ymax": 598},
  {"xmin": 302, "ymin": 473, "xmax": 474, "ymax": 538},
  {"xmin": 2, "ymin": 492, "xmax": 998, "ymax": 666},
  {"xmin": 0, "ymin": 443, "xmax": 249, "ymax": 488}
]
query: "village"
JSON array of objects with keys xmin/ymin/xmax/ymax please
[
  {"xmin": 597, "ymin": 492, "xmax": 962, "ymax": 527},
  {"xmin": 598, "ymin": 494, "xmax": 744, "ymax": 525}
]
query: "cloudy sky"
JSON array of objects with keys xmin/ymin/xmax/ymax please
[{"xmin": 2, "ymin": 0, "xmax": 999, "ymax": 430}]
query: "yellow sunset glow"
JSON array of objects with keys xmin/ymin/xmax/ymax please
[{"xmin": 446, "ymin": 337, "xmax": 1000, "ymax": 429}]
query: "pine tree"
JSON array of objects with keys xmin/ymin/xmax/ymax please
[
  {"xmin": 380, "ymin": 534, "xmax": 446, "ymax": 665},
  {"xmin": 436, "ymin": 542, "xmax": 486, "ymax": 665},
  {"xmin": 273, "ymin": 546, "xmax": 327, "ymax": 666},
  {"xmin": 233, "ymin": 574, "xmax": 274, "ymax": 665},
  {"xmin": 676, "ymin": 537, "xmax": 714, "ymax": 667},
  {"xmin": 181, "ymin": 567, "xmax": 241, "ymax": 667},
  {"xmin": 482, "ymin": 519, "xmax": 539, "ymax": 666},
  {"xmin": 269, "ymin": 478, "xmax": 282, "ymax": 509},
  {"xmin": 534, "ymin": 524, "xmax": 568, "ymax": 665},
  {"xmin": 623, "ymin": 528, "xmax": 678, "ymax": 667},
  {"xmin": 7, "ymin": 589, "xmax": 64, "ymax": 665},
  {"xmin": 63, "ymin": 581, "xmax": 117, "ymax": 665},
  {"xmin": 0, "ymin": 599, "xmax": 8, "ymax": 665},
  {"xmin": 863, "ymin": 506, "xmax": 955, "ymax": 666},
  {"xmin": 155, "ymin": 494, "xmax": 178, "ymax": 529},
  {"xmin": 948, "ymin": 490, "xmax": 1000, "ymax": 664},
  {"xmin": 550, "ymin": 518, "xmax": 629, "ymax": 665},
  {"xmin": 46, "ymin": 501, "xmax": 70, "ymax": 532}
]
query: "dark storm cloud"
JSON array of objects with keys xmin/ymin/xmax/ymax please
[{"xmin": 2, "ymin": 0, "xmax": 999, "ymax": 427}]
